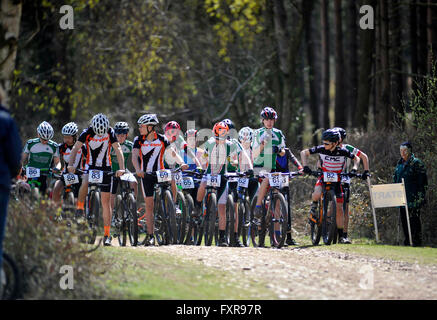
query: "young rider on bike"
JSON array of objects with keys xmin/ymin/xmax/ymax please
[
  {"xmin": 67, "ymin": 113, "xmax": 126, "ymax": 246},
  {"xmin": 300, "ymin": 129, "xmax": 360, "ymax": 243}
]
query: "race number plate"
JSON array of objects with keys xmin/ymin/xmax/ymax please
[
  {"xmin": 181, "ymin": 177, "xmax": 195, "ymax": 189},
  {"xmin": 173, "ymin": 171, "xmax": 182, "ymax": 184},
  {"xmin": 156, "ymin": 169, "xmax": 172, "ymax": 183},
  {"xmin": 323, "ymin": 172, "xmax": 338, "ymax": 183},
  {"xmin": 88, "ymin": 170, "xmax": 103, "ymax": 184},
  {"xmin": 26, "ymin": 167, "xmax": 40, "ymax": 178},
  {"xmin": 206, "ymin": 174, "xmax": 221, "ymax": 187},
  {"xmin": 238, "ymin": 177, "xmax": 249, "ymax": 188},
  {"xmin": 268, "ymin": 173, "xmax": 281, "ymax": 188},
  {"xmin": 280, "ymin": 174, "xmax": 289, "ymax": 188},
  {"xmin": 63, "ymin": 173, "xmax": 79, "ymax": 185}
]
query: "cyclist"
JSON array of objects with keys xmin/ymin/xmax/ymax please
[
  {"xmin": 275, "ymin": 146, "xmax": 304, "ymax": 246},
  {"xmin": 300, "ymin": 129, "xmax": 360, "ymax": 243},
  {"xmin": 238, "ymin": 127, "xmax": 258, "ymax": 202},
  {"xmin": 193, "ymin": 121, "xmax": 251, "ymax": 247},
  {"xmin": 110, "ymin": 121, "xmax": 137, "ymax": 213},
  {"xmin": 21, "ymin": 121, "xmax": 61, "ymax": 196},
  {"xmin": 132, "ymin": 114, "xmax": 188, "ymax": 246},
  {"xmin": 52, "ymin": 122, "xmax": 83, "ymax": 206},
  {"xmin": 332, "ymin": 127, "xmax": 370, "ymax": 244},
  {"xmin": 252, "ymin": 107, "xmax": 287, "ymax": 224},
  {"xmin": 67, "ymin": 113, "xmax": 126, "ymax": 246},
  {"xmin": 181, "ymin": 129, "xmax": 208, "ymax": 171}
]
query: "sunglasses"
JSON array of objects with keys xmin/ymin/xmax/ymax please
[{"xmin": 323, "ymin": 142, "xmax": 333, "ymax": 146}]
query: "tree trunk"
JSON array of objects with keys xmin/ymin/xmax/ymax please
[
  {"xmin": 390, "ymin": 0, "xmax": 403, "ymax": 119},
  {"xmin": 320, "ymin": 0, "xmax": 330, "ymax": 130},
  {"xmin": 418, "ymin": 0, "xmax": 428, "ymax": 76},
  {"xmin": 355, "ymin": 0, "xmax": 376, "ymax": 129},
  {"xmin": 334, "ymin": 0, "xmax": 346, "ymax": 128},
  {"xmin": 410, "ymin": 0, "xmax": 418, "ymax": 95},
  {"xmin": 346, "ymin": 0, "xmax": 358, "ymax": 127},
  {"xmin": 0, "ymin": 0, "xmax": 22, "ymax": 105},
  {"xmin": 303, "ymin": 0, "xmax": 319, "ymax": 144}
]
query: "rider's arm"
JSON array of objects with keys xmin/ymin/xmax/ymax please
[
  {"xmin": 53, "ymin": 156, "xmax": 61, "ymax": 171},
  {"xmin": 286, "ymin": 148, "xmax": 303, "ymax": 170},
  {"xmin": 112, "ymin": 142, "xmax": 125, "ymax": 171},
  {"xmin": 67, "ymin": 141, "xmax": 83, "ymax": 171},
  {"xmin": 359, "ymin": 151, "xmax": 369, "ymax": 171},
  {"xmin": 21, "ymin": 152, "xmax": 29, "ymax": 167},
  {"xmin": 300, "ymin": 149, "xmax": 311, "ymax": 167},
  {"xmin": 352, "ymin": 155, "xmax": 360, "ymax": 171},
  {"xmin": 239, "ymin": 148, "xmax": 253, "ymax": 170}
]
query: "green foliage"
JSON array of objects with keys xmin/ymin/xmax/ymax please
[{"xmin": 4, "ymin": 200, "xmax": 113, "ymax": 299}]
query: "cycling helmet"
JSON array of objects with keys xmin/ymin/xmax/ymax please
[
  {"xmin": 114, "ymin": 121, "xmax": 130, "ymax": 134},
  {"xmin": 213, "ymin": 121, "xmax": 229, "ymax": 139},
  {"xmin": 137, "ymin": 114, "xmax": 159, "ymax": 126},
  {"xmin": 260, "ymin": 106, "xmax": 278, "ymax": 120},
  {"xmin": 332, "ymin": 127, "xmax": 346, "ymax": 141},
  {"xmin": 37, "ymin": 121, "xmax": 54, "ymax": 140},
  {"xmin": 164, "ymin": 121, "xmax": 181, "ymax": 132},
  {"xmin": 61, "ymin": 122, "xmax": 78, "ymax": 136},
  {"xmin": 238, "ymin": 127, "xmax": 254, "ymax": 142},
  {"xmin": 91, "ymin": 113, "xmax": 109, "ymax": 135},
  {"xmin": 222, "ymin": 119, "xmax": 235, "ymax": 130},
  {"xmin": 322, "ymin": 129, "xmax": 341, "ymax": 143},
  {"xmin": 185, "ymin": 129, "xmax": 198, "ymax": 138}
]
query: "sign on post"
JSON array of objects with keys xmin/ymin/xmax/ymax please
[{"xmin": 367, "ymin": 178, "xmax": 412, "ymax": 246}]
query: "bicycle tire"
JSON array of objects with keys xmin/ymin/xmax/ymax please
[
  {"xmin": 153, "ymin": 190, "xmax": 165, "ymax": 245},
  {"xmin": 183, "ymin": 193, "xmax": 196, "ymax": 245},
  {"xmin": 175, "ymin": 191, "xmax": 188, "ymax": 244},
  {"xmin": 310, "ymin": 200, "xmax": 322, "ymax": 245},
  {"xmin": 239, "ymin": 198, "xmax": 251, "ymax": 247},
  {"xmin": 268, "ymin": 192, "xmax": 288, "ymax": 248},
  {"xmin": 127, "ymin": 193, "xmax": 138, "ymax": 246},
  {"xmin": 250, "ymin": 196, "xmax": 266, "ymax": 248},
  {"xmin": 115, "ymin": 194, "xmax": 126, "ymax": 247},
  {"xmin": 205, "ymin": 193, "xmax": 217, "ymax": 246},
  {"xmin": 322, "ymin": 189, "xmax": 337, "ymax": 245},
  {"xmin": 1, "ymin": 253, "xmax": 21, "ymax": 300},
  {"xmin": 163, "ymin": 190, "xmax": 177, "ymax": 244},
  {"xmin": 88, "ymin": 191, "xmax": 100, "ymax": 245},
  {"xmin": 225, "ymin": 194, "xmax": 235, "ymax": 246}
]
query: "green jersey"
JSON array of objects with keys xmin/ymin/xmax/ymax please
[
  {"xmin": 252, "ymin": 127, "xmax": 286, "ymax": 170},
  {"xmin": 23, "ymin": 138, "xmax": 59, "ymax": 170},
  {"xmin": 203, "ymin": 137, "xmax": 238, "ymax": 175},
  {"xmin": 111, "ymin": 140, "xmax": 133, "ymax": 171},
  {"xmin": 227, "ymin": 138, "xmax": 243, "ymax": 172}
]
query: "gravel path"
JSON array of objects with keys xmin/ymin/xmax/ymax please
[{"xmin": 124, "ymin": 244, "xmax": 437, "ymax": 300}]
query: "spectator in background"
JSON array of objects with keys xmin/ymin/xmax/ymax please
[
  {"xmin": 0, "ymin": 87, "xmax": 23, "ymax": 283},
  {"xmin": 393, "ymin": 142, "xmax": 428, "ymax": 247}
]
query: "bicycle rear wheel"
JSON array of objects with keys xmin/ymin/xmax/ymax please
[
  {"xmin": 239, "ymin": 198, "xmax": 251, "ymax": 247},
  {"xmin": 127, "ymin": 193, "xmax": 138, "ymax": 246},
  {"xmin": 225, "ymin": 195, "xmax": 235, "ymax": 246},
  {"xmin": 322, "ymin": 190, "xmax": 337, "ymax": 245}
]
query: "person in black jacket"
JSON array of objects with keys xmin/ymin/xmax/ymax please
[
  {"xmin": 393, "ymin": 142, "xmax": 428, "ymax": 246},
  {"xmin": 0, "ymin": 89, "xmax": 22, "ymax": 275}
]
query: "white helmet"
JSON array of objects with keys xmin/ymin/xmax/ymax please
[
  {"xmin": 137, "ymin": 114, "xmax": 159, "ymax": 126},
  {"xmin": 114, "ymin": 121, "xmax": 130, "ymax": 132},
  {"xmin": 62, "ymin": 122, "xmax": 79, "ymax": 136},
  {"xmin": 239, "ymin": 126, "xmax": 254, "ymax": 142},
  {"xmin": 37, "ymin": 121, "xmax": 54, "ymax": 140},
  {"xmin": 91, "ymin": 113, "xmax": 109, "ymax": 135}
]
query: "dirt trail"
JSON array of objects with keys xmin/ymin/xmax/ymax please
[{"xmin": 113, "ymin": 242, "xmax": 437, "ymax": 300}]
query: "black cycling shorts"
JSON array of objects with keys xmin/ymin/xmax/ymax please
[{"xmin": 141, "ymin": 174, "xmax": 158, "ymax": 198}]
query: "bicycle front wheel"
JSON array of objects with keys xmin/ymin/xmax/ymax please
[
  {"xmin": 239, "ymin": 198, "xmax": 251, "ymax": 247},
  {"xmin": 114, "ymin": 194, "xmax": 126, "ymax": 247},
  {"xmin": 163, "ymin": 190, "xmax": 177, "ymax": 244},
  {"xmin": 268, "ymin": 192, "xmax": 288, "ymax": 248},
  {"xmin": 88, "ymin": 191, "xmax": 100, "ymax": 245},
  {"xmin": 175, "ymin": 191, "xmax": 188, "ymax": 244},
  {"xmin": 225, "ymin": 195, "xmax": 235, "ymax": 246},
  {"xmin": 205, "ymin": 193, "xmax": 217, "ymax": 246},
  {"xmin": 322, "ymin": 190, "xmax": 337, "ymax": 245},
  {"xmin": 127, "ymin": 193, "xmax": 138, "ymax": 246},
  {"xmin": 250, "ymin": 196, "xmax": 266, "ymax": 248},
  {"xmin": 1, "ymin": 253, "xmax": 21, "ymax": 300}
]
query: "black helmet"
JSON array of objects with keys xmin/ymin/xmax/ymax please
[
  {"xmin": 332, "ymin": 127, "xmax": 346, "ymax": 141},
  {"xmin": 222, "ymin": 119, "xmax": 235, "ymax": 130},
  {"xmin": 322, "ymin": 129, "xmax": 340, "ymax": 143},
  {"xmin": 260, "ymin": 107, "xmax": 278, "ymax": 120}
]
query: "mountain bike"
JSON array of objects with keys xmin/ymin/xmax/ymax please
[
  {"xmin": 250, "ymin": 171, "xmax": 301, "ymax": 248},
  {"xmin": 233, "ymin": 172, "xmax": 254, "ymax": 247},
  {"xmin": 308, "ymin": 171, "xmax": 362, "ymax": 245},
  {"xmin": 112, "ymin": 172, "xmax": 138, "ymax": 246},
  {"xmin": 52, "ymin": 171, "xmax": 81, "ymax": 223}
]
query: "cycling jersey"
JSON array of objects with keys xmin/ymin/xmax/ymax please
[
  {"xmin": 110, "ymin": 140, "xmax": 133, "ymax": 172},
  {"xmin": 202, "ymin": 137, "xmax": 238, "ymax": 175},
  {"xmin": 59, "ymin": 143, "xmax": 82, "ymax": 173},
  {"xmin": 23, "ymin": 138, "xmax": 59, "ymax": 169},
  {"xmin": 133, "ymin": 132, "xmax": 170, "ymax": 173},
  {"xmin": 78, "ymin": 127, "xmax": 118, "ymax": 170},
  {"xmin": 252, "ymin": 127, "xmax": 286, "ymax": 170},
  {"xmin": 340, "ymin": 143, "xmax": 362, "ymax": 184},
  {"xmin": 239, "ymin": 146, "xmax": 253, "ymax": 172},
  {"xmin": 180, "ymin": 146, "xmax": 207, "ymax": 171},
  {"xmin": 276, "ymin": 148, "xmax": 301, "ymax": 173},
  {"xmin": 309, "ymin": 145, "xmax": 355, "ymax": 174},
  {"xmin": 165, "ymin": 134, "xmax": 187, "ymax": 169},
  {"xmin": 227, "ymin": 138, "xmax": 243, "ymax": 172}
]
